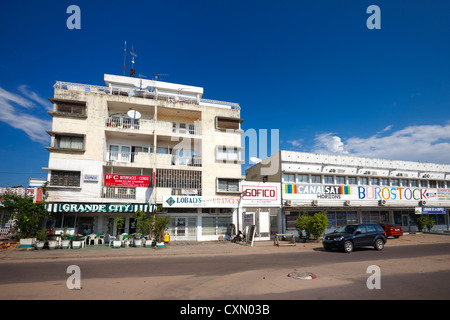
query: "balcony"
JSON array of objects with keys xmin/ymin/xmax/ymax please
[
  {"xmin": 105, "ymin": 116, "xmax": 201, "ymax": 136},
  {"xmin": 105, "ymin": 151, "xmax": 202, "ymax": 167}
]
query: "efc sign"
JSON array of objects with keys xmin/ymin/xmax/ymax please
[{"xmin": 104, "ymin": 174, "xmax": 151, "ymax": 188}]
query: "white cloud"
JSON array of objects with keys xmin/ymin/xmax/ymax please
[
  {"xmin": 313, "ymin": 133, "xmax": 348, "ymax": 154},
  {"xmin": 311, "ymin": 122, "xmax": 450, "ymax": 164},
  {"xmin": 18, "ymin": 85, "xmax": 53, "ymax": 111},
  {"xmin": 287, "ymin": 139, "xmax": 303, "ymax": 148},
  {"xmin": 0, "ymin": 86, "xmax": 51, "ymax": 144}
]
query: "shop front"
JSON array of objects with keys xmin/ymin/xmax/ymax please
[
  {"xmin": 282, "ymin": 183, "xmax": 450, "ymax": 235},
  {"xmin": 44, "ymin": 203, "xmax": 157, "ymax": 236},
  {"xmin": 162, "ymin": 196, "xmax": 239, "ymax": 241},
  {"xmin": 240, "ymin": 182, "xmax": 281, "ymax": 241}
]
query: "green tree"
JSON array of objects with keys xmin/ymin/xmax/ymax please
[
  {"xmin": 425, "ymin": 217, "xmax": 435, "ymax": 232},
  {"xmin": 308, "ymin": 212, "xmax": 329, "ymax": 240},
  {"xmin": 295, "ymin": 213, "xmax": 310, "ymax": 239},
  {"xmin": 0, "ymin": 192, "xmax": 49, "ymax": 239},
  {"xmin": 415, "ymin": 216, "xmax": 428, "ymax": 231}
]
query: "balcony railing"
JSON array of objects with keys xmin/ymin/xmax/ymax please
[
  {"xmin": 106, "ymin": 151, "xmax": 202, "ymax": 167},
  {"xmin": 106, "ymin": 117, "xmax": 201, "ymax": 135},
  {"xmin": 54, "ymin": 81, "xmax": 240, "ymax": 110},
  {"xmin": 103, "ymin": 186, "xmax": 136, "ymax": 199},
  {"xmin": 106, "ymin": 117, "xmax": 140, "ymax": 130}
]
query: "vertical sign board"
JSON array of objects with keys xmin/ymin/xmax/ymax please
[{"xmin": 246, "ymin": 225, "xmax": 256, "ymax": 247}]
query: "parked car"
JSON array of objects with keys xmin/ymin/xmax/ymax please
[
  {"xmin": 323, "ymin": 224, "xmax": 387, "ymax": 253},
  {"xmin": 380, "ymin": 223, "xmax": 403, "ymax": 238}
]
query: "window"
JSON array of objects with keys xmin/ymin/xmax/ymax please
[
  {"xmin": 216, "ymin": 146, "xmax": 240, "ymax": 162},
  {"xmin": 282, "ymin": 173, "xmax": 295, "ymax": 183},
  {"xmin": 217, "ymin": 178, "xmax": 239, "ymax": 192},
  {"xmin": 348, "ymin": 177, "xmax": 357, "ymax": 185},
  {"xmin": 311, "ymin": 175, "xmax": 321, "ymax": 184},
  {"xmin": 56, "ymin": 135, "xmax": 84, "ymax": 150},
  {"xmin": 156, "ymin": 169, "xmax": 202, "ymax": 190},
  {"xmin": 438, "ymin": 181, "xmax": 446, "ymax": 188},
  {"xmin": 324, "ymin": 176, "xmax": 333, "ymax": 184},
  {"xmin": 429, "ymin": 181, "xmax": 437, "ymax": 188},
  {"xmin": 401, "ymin": 179, "xmax": 409, "ymax": 187},
  {"xmin": 57, "ymin": 103, "xmax": 86, "ymax": 115},
  {"xmin": 202, "ymin": 216, "xmax": 232, "ymax": 236},
  {"xmin": 381, "ymin": 178, "xmax": 389, "ymax": 186},
  {"xmin": 336, "ymin": 176, "xmax": 345, "ymax": 184},
  {"xmin": 360, "ymin": 177, "xmax": 368, "ymax": 185},
  {"xmin": 216, "ymin": 117, "xmax": 242, "ymax": 131},
  {"xmin": 370, "ymin": 178, "xmax": 379, "ymax": 186},
  {"xmin": 420, "ymin": 180, "xmax": 428, "ymax": 188},
  {"xmin": 50, "ymin": 171, "xmax": 80, "ymax": 187},
  {"xmin": 297, "ymin": 174, "xmax": 308, "ymax": 183},
  {"xmin": 391, "ymin": 179, "xmax": 399, "ymax": 187},
  {"xmin": 410, "ymin": 180, "xmax": 418, "ymax": 187}
]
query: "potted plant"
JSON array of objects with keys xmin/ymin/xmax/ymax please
[
  {"xmin": 35, "ymin": 228, "xmax": 47, "ymax": 250},
  {"xmin": 153, "ymin": 216, "xmax": 170, "ymax": 248},
  {"xmin": 46, "ymin": 227, "xmax": 57, "ymax": 249},
  {"xmin": 72, "ymin": 234, "xmax": 83, "ymax": 249},
  {"xmin": 113, "ymin": 217, "xmax": 125, "ymax": 248},
  {"xmin": 61, "ymin": 226, "xmax": 71, "ymax": 249},
  {"xmin": 133, "ymin": 233, "xmax": 143, "ymax": 247},
  {"xmin": 135, "ymin": 209, "xmax": 151, "ymax": 247}
]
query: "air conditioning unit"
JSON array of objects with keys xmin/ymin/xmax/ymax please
[
  {"xmin": 419, "ymin": 200, "xmax": 426, "ymax": 206},
  {"xmin": 397, "ymin": 173, "xmax": 403, "ymax": 177},
  {"xmin": 379, "ymin": 199, "xmax": 387, "ymax": 206},
  {"xmin": 344, "ymin": 200, "xmax": 351, "ymax": 206},
  {"xmin": 312, "ymin": 200, "xmax": 319, "ymax": 206},
  {"xmin": 423, "ymin": 174, "xmax": 430, "ymax": 178},
  {"xmin": 284, "ymin": 200, "xmax": 292, "ymax": 206},
  {"xmin": 329, "ymin": 169, "xmax": 336, "ymax": 173}
]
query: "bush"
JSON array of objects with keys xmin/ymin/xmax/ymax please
[
  {"xmin": 426, "ymin": 218, "xmax": 435, "ymax": 232},
  {"xmin": 415, "ymin": 216, "xmax": 428, "ymax": 231},
  {"xmin": 295, "ymin": 212, "xmax": 329, "ymax": 240}
]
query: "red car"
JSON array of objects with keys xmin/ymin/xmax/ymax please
[{"xmin": 380, "ymin": 223, "xmax": 403, "ymax": 238}]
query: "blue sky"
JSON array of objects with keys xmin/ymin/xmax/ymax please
[{"xmin": 1, "ymin": 0, "xmax": 450, "ymax": 187}]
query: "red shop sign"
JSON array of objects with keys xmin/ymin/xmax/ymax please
[{"xmin": 104, "ymin": 174, "xmax": 151, "ymax": 187}]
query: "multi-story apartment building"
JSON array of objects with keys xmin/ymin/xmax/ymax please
[
  {"xmin": 44, "ymin": 74, "xmax": 244, "ymax": 241},
  {"xmin": 246, "ymin": 150, "xmax": 450, "ymax": 235}
]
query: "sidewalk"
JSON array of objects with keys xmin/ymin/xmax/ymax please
[{"xmin": 1, "ymin": 232, "xmax": 449, "ymax": 262}]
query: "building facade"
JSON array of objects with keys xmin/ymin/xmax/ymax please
[
  {"xmin": 44, "ymin": 74, "xmax": 245, "ymax": 241},
  {"xmin": 246, "ymin": 150, "xmax": 450, "ymax": 236}
]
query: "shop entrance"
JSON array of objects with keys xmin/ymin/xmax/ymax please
[
  {"xmin": 169, "ymin": 217, "xmax": 197, "ymax": 241},
  {"xmin": 402, "ymin": 214, "xmax": 410, "ymax": 232}
]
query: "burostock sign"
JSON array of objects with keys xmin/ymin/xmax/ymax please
[{"xmin": 284, "ymin": 184, "xmax": 450, "ymax": 202}]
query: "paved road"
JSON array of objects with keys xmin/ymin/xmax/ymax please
[{"xmin": 0, "ymin": 239, "xmax": 449, "ymax": 302}]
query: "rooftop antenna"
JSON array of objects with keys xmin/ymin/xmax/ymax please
[
  {"xmin": 123, "ymin": 41, "xmax": 127, "ymax": 76},
  {"xmin": 130, "ymin": 46, "xmax": 137, "ymax": 77}
]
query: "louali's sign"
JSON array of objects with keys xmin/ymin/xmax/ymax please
[{"xmin": 104, "ymin": 174, "xmax": 151, "ymax": 187}]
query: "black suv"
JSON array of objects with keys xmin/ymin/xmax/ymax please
[{"xmin": 323, "ymin": 224, "xmax": 387, "ymax": 253}]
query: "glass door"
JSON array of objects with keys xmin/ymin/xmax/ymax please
[{"xmin": 402, "ymin": 214, "xmax": 410, "ymax": 232}]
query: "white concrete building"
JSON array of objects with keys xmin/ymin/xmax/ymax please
[
  {"xmin": 44, "ymin": 74, "xmax": 246, "ymax": 241},
  {"xmin": 246, "ymin": 150, "xmax": 450, "ymax": 235}
]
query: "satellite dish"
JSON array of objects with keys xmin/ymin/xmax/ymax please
[
  {"xmin": 127, "ymin": 110, "xmax": 141, "ymax": 119},
  {"xmin": 250, "ymin": 157, "xmax": 262, "ymax": 164}
]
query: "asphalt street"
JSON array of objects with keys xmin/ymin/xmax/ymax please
[{"xmin": 0, "ymin": 238, "xmax": 449, "ymax": 302}]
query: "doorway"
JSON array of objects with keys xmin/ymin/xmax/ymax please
[{"xmin": 402, "ymin": 214, "xmax": 410, "ymax": 232}]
